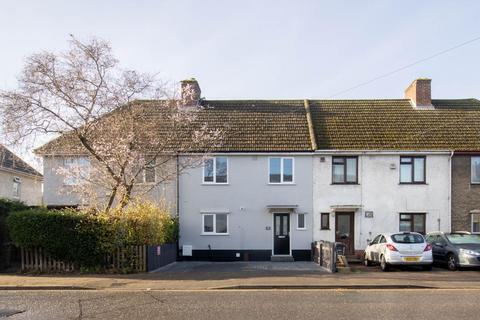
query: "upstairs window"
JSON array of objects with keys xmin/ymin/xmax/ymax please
[
  {"xmin": 136, "ymin": 156, "xmax": 156, "ymax": 184},
  {"xmin": 400, "ymin": 156, "xmax": 426, "ymax": 184},
  {"xmin": 269, "ymin": 157, "xmax": 294, "ymax": 184},
  {"xmin": 13, "ymin": 177, "xmax": 20, "ymax": 198},
  {"xmin": 203, "ymin": 157, "xmax": 228, "ymax": 184},
  {"xmin": 471, "ymin": 157, "xmax": 480, "ymax": 184},
  {"xmin": 63, "ymin": 157, "xmax": 90, "ymax": 186},
  {"xmin": 332, "ymin": 156, "xmax": 358, "ymax": 184}
]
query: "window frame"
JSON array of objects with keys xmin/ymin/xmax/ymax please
[
  {"xmin": 136, "ymin": 155, "xmax": 157, "ymax": 184},
  {"xmin": 201, "ymin": 213, "xmax": 229, "ymax": 235},
  {"xmin": 471, "ymin": 156, "xmax": 480, "ymax": 184},
  {"xmin": 399, "ymin": 213, "xmax": 426, "ymax": 234},
  {"xmin": 472, "ymin": 213, "xmax": 480, "ymax": 234},
  {"xmin": 399, "ymin": 156, "xmax": 426, "ymax": 184},
  {"xmin": 63, "ymin": 156, "xmax": 91, "ymax": 186},
  {"xmin": 202, "ymin": 156, "xmax": 229, "ymax": 184},
  {"xmin": 268, "ymin": 157, "xmax": 295, "ymax": 184},
  {"xmin": 320, "ymin": 212, "xmax": 330, "ymax": 230},
  {"xmin": 12, "ymin": 179, "xmax": 20, "ymax": 199},
  {"xmin": 331, "ymin": 156, "xmax": 358, "ymax": 184},
  {"xmin": 296, "ymin": 213, "xmax": 306, "ymax": 230}
]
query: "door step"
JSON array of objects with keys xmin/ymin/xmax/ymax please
[{"xmin": 271, "ymin": 255, "xmax": 294, "ymax": 262}]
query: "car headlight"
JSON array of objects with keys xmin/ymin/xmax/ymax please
[{"xmin": 459, "ymin": 249, "xmax": 480, "ymax": 256}]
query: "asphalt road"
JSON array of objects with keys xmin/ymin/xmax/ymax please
[{"xmin": 0, "ymin": 289, "xmax": 479, "ymax": 320}]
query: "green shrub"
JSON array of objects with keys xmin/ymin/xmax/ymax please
[
  {"xmin": 103, "ymin": 200, "xmax": 178, "ymax": 246},
  {"xmin": 0, "ymin": 198, "xmax": 29, "ymax": 249},
  {"xmin": 6, "ymin": 200, "xmax": 178, "ymax": 271},
  {"xmin": 7, "ymin": 208, "xmax": 113, "ymax": 267}
]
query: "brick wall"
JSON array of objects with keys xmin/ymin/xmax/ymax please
[
  {"xmin": 451, "ymin": 155, "xmax": 480, "ymax": 231},
  {"xmin": 404, "ymin": 78, "xmax": 432, "ymax": 107}
]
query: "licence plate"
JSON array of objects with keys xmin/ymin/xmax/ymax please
[{"xmin": 403, "ymin": 256, "xmax": 420, "ymax": 262}]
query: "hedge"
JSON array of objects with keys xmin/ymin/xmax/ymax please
[
  {"xmin": 7, "ymin": 208, "xmax": 112, "ymax": 267},
  {"xmin": 0, "ymin": 198, "xmax": 29, "ymax": 246},
  {"xmin": 6, "ymin": 200, "xmax": 179, "ymax": 270}
]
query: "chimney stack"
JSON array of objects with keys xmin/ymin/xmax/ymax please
[
  {"xmin": 180, "ymin": 78, "xmax": 201, "ymax": 106},
  {"xmin": 404, "ymin": 78, "xmax": 433, "ymax": 109}
]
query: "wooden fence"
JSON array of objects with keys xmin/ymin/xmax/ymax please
[
  {"xmin": 21, "ymin": 247, "xmax": 75, "ymax": 272},
  {"xmin": 21, "ymin": 245, "xmax": 148, "ymax": 273},
  {"xmin": 105, "ymin": 245, "xmax": 147, "ymax": 272}
]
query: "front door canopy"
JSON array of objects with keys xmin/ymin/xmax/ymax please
[
  {"xmin": 267, "ymin": 205, "xmax": 298, "ymax": 213},
  {"xmin": 330, "ymin": 205, "xmax": 362, "ymax": 212}
]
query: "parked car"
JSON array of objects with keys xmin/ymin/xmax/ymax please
[
  {"xmin": 425, "ymin": 232, "xmax": 480, "ymax": 271},
  {"xmin": 363, "ymin": 232, "xmax": 433, "ymax": 271}
]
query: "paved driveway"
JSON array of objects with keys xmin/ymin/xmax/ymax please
[{"xmin": 155, "ymin": 261, "xmax": 326, "ymax": 273}]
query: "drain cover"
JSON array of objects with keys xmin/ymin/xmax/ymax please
[{"xmin": 0, "ymin": 309, "xmax": 25, "ymax": 318}]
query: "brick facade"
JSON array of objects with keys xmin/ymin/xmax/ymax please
[{"xmin": 451, "ymin": 155, "xmax": 480, "ymax": 231}]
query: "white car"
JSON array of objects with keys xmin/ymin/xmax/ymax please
[{"xmin": 363, "ymin": 232, "xmax": 433, "ymax": 271}]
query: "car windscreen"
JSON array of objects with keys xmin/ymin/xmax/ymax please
[
  {"xmin": 446, "ymin": 234, "xmax": 480, "ymax": 245},
  {"xmin": 391, "ymin": 234, "xmax": 424, "ymax": 243}
]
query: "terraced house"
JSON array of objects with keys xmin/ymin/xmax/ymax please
[{"xmin": 37, "ymin": 78, "xmax": 480, "ymax": 261}]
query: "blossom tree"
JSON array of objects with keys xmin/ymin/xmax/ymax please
[{"xmin": 0, "ymin": 36, "xmax": 222, "ymax": 210}]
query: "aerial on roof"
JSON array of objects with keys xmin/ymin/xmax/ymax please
[{"xmin": 0, "ymin": 145, "xmax": 42, "ymax": 177}]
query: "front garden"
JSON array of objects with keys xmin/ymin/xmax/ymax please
[{"xmin": 1, "ymin": 199, "xmax": 178, "ymax": 273}]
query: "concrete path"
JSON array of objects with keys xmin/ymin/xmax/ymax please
[{"xmin": 0, "ymin": 261, "xmax": 479, "ymax": 291}]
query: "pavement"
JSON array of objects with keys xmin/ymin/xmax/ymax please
[{"xmin": 1, "ymin": 261, "xmax": 480, "ymax": 291}]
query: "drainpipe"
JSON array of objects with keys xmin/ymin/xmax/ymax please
[
  {"xmin": 176, "ymin": 154, "xmax": 180, "ymax": 259},
  {"xmin": 448, "ymin": 150, "xmax": 454, "ymax": 232}
]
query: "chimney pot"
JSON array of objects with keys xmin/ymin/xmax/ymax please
[
  {"xmin": 404, "ymin": 78, "xmax": 433, "ymax": 109},
  {"xmin": 180, "ymin": 78, "xmax": 201, "ymax": 106}
]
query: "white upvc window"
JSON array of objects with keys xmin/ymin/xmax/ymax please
[
  {"xmin": 202, "ymin": 213, "xmax": 229, "ymax": 235},
  {"xmin": 13, "ymin": 177, "xmax": 21, "ymax": 198},
  {"xmin": 203, "ymin": 157, "xmax": 228, "ymax": 184},
  {"xmin": 472, "ymin": 213, "xmax": 480, "ymax": 234},
  {"xmin": 269, "ymin": 157, "xmax": 294, "ymax": 184},
  {"xmin": 471, "ymin": 157, "xmax": 480, "ymax": 184},
  {"xmin": 63, "ymin": 157, "xmax": 90, "ymax": 186},
  {"xmin": 297, "ymin": 213, "xmax": 306, "ymax": 230},
  {"xmin": 136, "ymin": 155, "xmax": 156, "ymax": 184}
]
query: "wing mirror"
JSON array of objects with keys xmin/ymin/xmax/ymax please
[{"xmin": 434, "ymin": 242, "xmax": 444, "ymax": 247}]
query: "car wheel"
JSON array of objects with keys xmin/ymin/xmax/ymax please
[
  {"xmin": 422, "ymin": 265, "xmax": 432, "ymax": 271},
  {"xmin": 380, "ymin": 255, "xmax": 390, "ymax": 272},
  {"xmin": 447, "ymin": 254, "xmax": 458, "ymax": 271},
  {"xmin": 363, "ymin": 253, "xmax": 372, "ymax": 266}
]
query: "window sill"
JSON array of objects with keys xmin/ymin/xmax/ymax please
[
  {"xmin": 268, "ymin": 183, "xmax": 296, "ymax": 186},
  {"xmin": 331, "ymin": 183, "xmax": 359, "ymax": 185},
  {"xmin": 320, "ymin": 228, "xmax": 331, "ymax": 231},
  {"xmin": 296, "ymin": 228, "xmax": 307, "ymax": 231},
  {"xmin": 201, "ymin": 233, "xmax": 230, "ymax": 236},
  {"xmin": 399, "ymin": 183, "xmax": 428, "ymax": 185},
  {"xmin": 202, "ymin": 183, "xmax": 230, "ymax": 186},
  {"xmin": 470, "ymin": 182, "xmax": 480, "ymax": 185}
]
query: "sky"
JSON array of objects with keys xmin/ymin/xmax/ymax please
[{"xmin": 0, "ymin": 0, "xmax": 479, "ymax": 167}]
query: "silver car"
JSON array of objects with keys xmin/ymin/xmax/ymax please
[{"xmin": 426, "ymin": 232, "xmax": 480, "ymax": 270}]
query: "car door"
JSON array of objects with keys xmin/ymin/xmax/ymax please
[
  {"xmin": 368, "ymin": 235, "xmax": 381, "ymax": 262},
  {"xmin": 432, "ymin": 235, "xmax": 447, "ymax": 263},
  {"xmin": 377, "ymin": 235, "xmax": 387, "ymax": 260}
]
